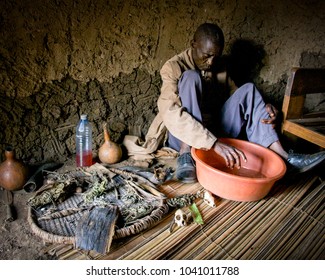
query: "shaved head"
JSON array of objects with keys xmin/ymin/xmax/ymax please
[
  {"xmin": 191, "ymin": 23, "xmax": 224, "ymax": 71},
  {"xmin": 193, "ymin": 23, "xmax": 224, "ymax": 50}
]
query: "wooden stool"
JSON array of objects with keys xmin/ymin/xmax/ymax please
[{"xmin": 281, "ymin": 67, "xmax": 325, "ymax": 148}]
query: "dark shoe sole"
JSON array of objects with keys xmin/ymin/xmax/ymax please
[{"xmin": 176, "ymin": 175, "xmax": 197, "ymax": 184}]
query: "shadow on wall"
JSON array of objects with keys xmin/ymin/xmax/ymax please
[
  {"xmin": 223, "ymin": 39, "xmax": 287, "ymax": 108},
  {"xmin": 224, "ymin": 38, "xmax": 266, "ymax": 88},
  {"xmin": 225, "ymin": 42, "xmax": 325, "ymax": 113}
]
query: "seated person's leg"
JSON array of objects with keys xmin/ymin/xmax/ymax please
[
  {"xmin": 167, "ymin": 70, "xmax": 203, "ymax": 152},
  {"xmin": 219, "ymin": 83, "xmax": 279, "ymax": 148},
  {"xmin": 219, "ymin": 83, "xmax": 325, "ymax": 173},
  {"xmin": 168, "ymin": 70, "xmax": 203, "ymax": 183}
]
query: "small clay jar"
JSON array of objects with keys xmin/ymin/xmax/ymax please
[
  {"xmin": 0, "ymin": 147, "xmax": 28, "ymax": 191},
  {"xmin": 98, "ymin": 123, "xmax": 122, "ymax": 164}
]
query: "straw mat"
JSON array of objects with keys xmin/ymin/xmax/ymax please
[{"xmin": 42, "ymin": 174, "xmax": 324, "ymax": 260}]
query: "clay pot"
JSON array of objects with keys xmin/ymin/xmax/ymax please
[
  {"xmin": 98, "ymin": 123, "xmax": 122, "ymax": 164},
  {"xmin": 0, "ymin": 147, "xmax": 28, "ymax": 191}
]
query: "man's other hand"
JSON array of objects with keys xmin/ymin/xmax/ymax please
[{"xmin": 262, "ymin": 103, "xmax": 279, "ymax": 129}]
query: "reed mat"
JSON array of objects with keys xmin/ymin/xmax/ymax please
[{"xmin": 42, "ymin": 174, "xmax": 324, "ymax": 260}]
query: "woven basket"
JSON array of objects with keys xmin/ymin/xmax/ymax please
[{"xmin": 27, "ymin": 165, "xmax": 170, "ymax": 246}]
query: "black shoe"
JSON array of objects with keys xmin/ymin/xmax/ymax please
[
  {"xmin": 176, "ymin": 152, "xmax": 197, "ymax": 183},
  {"xmin": 287, "ymin": 151, "xmax": 325, "ymax": 173}
]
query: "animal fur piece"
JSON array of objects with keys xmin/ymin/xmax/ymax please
[{"xmin": 166, "ymin": 193, "xmax": 199, "ymax": 208}]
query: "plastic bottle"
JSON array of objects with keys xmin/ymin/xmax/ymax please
[{"xmin": 76, "ymin": 114, "xmax": 93, "ymax": 167}]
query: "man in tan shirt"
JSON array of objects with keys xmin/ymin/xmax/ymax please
[{"xmin": 124, "ymin": 23, "xmax": 325, "ymax": 183}]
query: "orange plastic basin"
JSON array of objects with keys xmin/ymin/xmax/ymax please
[{"xmin": 191, "ymin": 138, "xmax": 287, "ymax": 202}]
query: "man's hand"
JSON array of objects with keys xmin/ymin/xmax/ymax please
[
  {"xmin": 213, "ymin": 141, "xmax": 247, "ymax": 169},
  {"xmin": 262, "ymin": 103, "xmax": 278, "ymax": 129}
]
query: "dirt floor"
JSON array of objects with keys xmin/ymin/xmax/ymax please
[{"xmin": 0, "ymin": 188, "xmax": 56, "ymax": 260}]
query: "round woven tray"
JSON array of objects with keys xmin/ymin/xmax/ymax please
[{"xmin": 27, "ymin": 166, "xmax": 170, "ymax": 246}]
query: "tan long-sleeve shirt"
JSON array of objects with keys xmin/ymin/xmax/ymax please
[
  {"xmin": 157, "ymin": 48, "xmax": 217, "ymax": 150},
  {"xmin": 123, "ymin": 48, "xmax": 218, "ymax": 158}
]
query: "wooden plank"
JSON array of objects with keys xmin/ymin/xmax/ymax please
[
  {"xmin": 289, "ymin": 117, "xmax": 325, "ymax": 126},
  {"xmin": 75, "ymin": 206, "xmax": 119, "ymax": 254},
  {"xmin": 282, "ymin": 120, "xmax": 325, "ymax": 148},
  {"xmin": 303, "ymin": 111, "xmax": 325, "ymax": 119},
  {"xmin": 282, "ymin": 94, "xmax": 305, "ymax": 120},
  {"xmin": 287, "ymin": 68, "xmax": 325, "ymax": 96}
]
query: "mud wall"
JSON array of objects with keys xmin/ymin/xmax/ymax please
[{"xmin": 0, "ymin": 0, "xmax": 324, "ymax": 163}]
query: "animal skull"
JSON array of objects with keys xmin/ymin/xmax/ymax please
[
  {"xmin": 203, "ymin": 190, "xmax": 216, "ymax": 207},
  {"xmin": 174, "ymin": 208, "xmax": 188, "ymax": 227},
  {"xmin": 169, "ymin": 208, "xmax": 190, "ymax": 233}
]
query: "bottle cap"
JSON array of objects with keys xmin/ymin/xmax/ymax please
[{"xmin": 80, "ymin": 114, "xmax": 88, "ymax": 120}]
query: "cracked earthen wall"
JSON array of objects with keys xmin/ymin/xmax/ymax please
[{"xmin": 0, "ymin": 0, "xmax": 324, "ymax": 163}]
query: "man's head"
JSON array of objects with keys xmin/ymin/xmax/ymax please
[{"xmin": 191, "ymin": 23, "xmax": 224, "ymax": 72}]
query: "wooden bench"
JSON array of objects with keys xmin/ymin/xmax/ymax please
[{"xmin": 281, "ymin": 67, "xmax": 325, "ymax": 148}]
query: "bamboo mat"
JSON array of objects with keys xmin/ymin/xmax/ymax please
[{"xmin": 42, "ymin": 174, "xmax": 325, "ymax": 260}]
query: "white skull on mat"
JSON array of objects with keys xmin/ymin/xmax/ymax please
[
  {"xmin": 174, "ymin": 208, "xmax": 188, "ymax": 227},
  {"xmin": 169, "ymin": 208, "xmax": 190, "ymax": 233}
]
